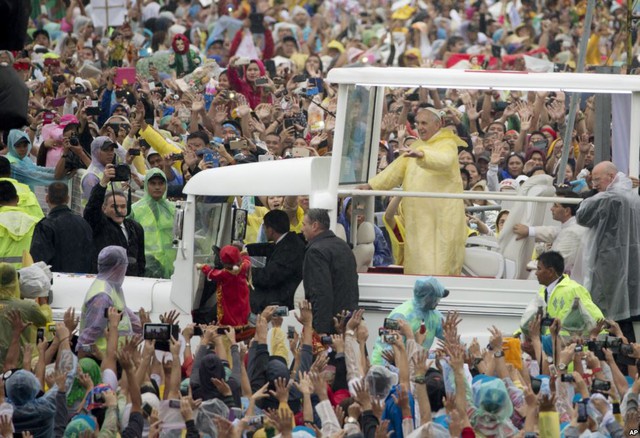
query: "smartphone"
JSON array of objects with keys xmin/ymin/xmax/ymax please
[
  {"xmin": 193, "ymin": 326, "xmax": 203, "ymax": 337},
  {"xmin": 530, "ymin": 377, "xmax": 541, "ymax": 394},
  {"xmin": 292, "ymin": 147, "xmax": 310, "ymax": 158},
  {"xmin": 86, "ymin": 106, "xmax": 100, "ymax": 116},
  {"xmin": 592, "ymin": 378, "xmax": 611, "ymax": 392},
  {"xmin": 47, "ymin": 322, "xmax": 56, "ymax": 333},
  {"xmin": 264, "ymin": 60, "xmax": 276, "ymax": 78},
  {"xmin": 168, "ymin": 399, "xmax": 181, "ymax": 409},
  {"xmin": 143, "ymin": 323, "xmax": 172, "ymax": 341},
  {"xmin": 51, "ymin": 97, "xmax": 66, "ymax": 107},
  {"xmin": 284, "ymin": 118, "xmax": 296, "ymax": 129},
  {"xmin": 80, "ymin": 344, "xmax": 93, "ymax": 353},
  {"xmin": 43, "ymin": 111, "xmax": 55, "ymax": 125},
  {"xmin": 577, "ymin": 400, "xmax": 588, "ymax": 422},
  {"xmin": 405, "ymin": 92, "xmax": 420, "ymax": 101},
  {"xmin": 560, "ymin": 374, "xmax": 574, "ymax": 382},
  {"xmin": 540, "ymin": 317, "xmax": 555, "ymax": 327},
  {"xmin": 170, "ymin": 153, "xmax": 184, "ymax": 161},
  {"xmin": 383, "ymin": 334, "xmax": 397, "ymax": 344},
  {"xmin": 292, "ymin": 74, "xmax": 306, "ymax": 83},
  {"xmin": 203, "ymin": 152, "xmax": 215, "ymax": 164},
  {"xmin": 104, "ymin": 308, "xmax": 122, "ymax": 318},
  {"xmin": 320, "ymin": 335, "xmax": 333, "ymax": 345},
  {"xmin": 236, "ymin": 57, "xmax": 251, "ymax": 66},
  {"xmin": 128, "ymin": 149, "xmax": 141, "ymax": 156},
  {"xmin": 255, "ymin": 77, "xmax": 268, "ymax": 86},
  {"xmin": 249, "ymin": 13, "xmax": 265, "ymax": 34},
  {"xmin": 383, "ymin": 318, "xmax": 400, "ymax": 330},
  {"xmin": 273, "ymin": 306, "xmax": 289, "ymax": 317},
  {"xmin": 305, "ymin": 87, "xmax": 319, "ymax": 96},
  {"xmin": 37, "ymin": 327, "xmax": 45, "ymax": 343},
  {"xmin": 258, "ymin": 154, "xmax": 274, "ymax": 162},
  {"xmin": 378, "ymin": 328, "xmax": 389, "ymax": 336},
  {"xmin": 248, "ymin": 416, "xmax": 264, "ymax": 427},
  {"xmin": 229, "ymin": 139, "xmax": 247, "ymax": 150},
  {"xmin": 308, "ymin": 77, "xmax": 323, "ymax": 93},
  {"xmin": 491, "ymin": 44, "xmax": 502, "ymax": 58},
  {"xmin": 230, "ymin": 407, "xmax": 243, "ymax": 420},
  {"xmin": 216, "ymin": 327, "xmax": 229, "ymax": 335},
  {"xmin": 287, "ymin": 326, "xmax": 295, "ymax": 339},
  {"xmin": 142, "ymin": 402, "xmax": 153, "ymax": 418}
]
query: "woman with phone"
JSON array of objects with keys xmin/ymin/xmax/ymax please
[{"xmin": 226, "ymin": 56, "xmax": 274, "ymax": 109}]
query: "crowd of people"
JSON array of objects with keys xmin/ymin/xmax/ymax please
[{"xmin": 0, "ymin": 0, "xmax": 640, "ymax": 435}]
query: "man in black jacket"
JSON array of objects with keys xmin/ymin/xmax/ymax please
[
  {"xmin": 301, "ymin": 208, "xmax": 359, "ymax": 334},
  {"xmin": 251, "ymin": 210, "xmax": 305, "ymax": 313},
  {"xmin": 30, "ymin": 182, "xmax": 94, "ymax": 273},
  {"xmin": 83, "ymin": 164, "xmax": 145, "ymax": 276}
]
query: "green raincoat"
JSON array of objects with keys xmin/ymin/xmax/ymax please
[{"xmin": 129, "ymin": 169, "xmax": 176, "ymax": 278}]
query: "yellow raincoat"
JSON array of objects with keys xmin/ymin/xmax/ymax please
[
  {"xmin": 0, "ymin": 206, "xmax": 38, "ymax": 269},
  {"xmin": 0, "ymin": 263, "xmax": 48, "ymax": 366},
  {"xmin": 0, "ymin": 178, "xmax": 44, "ymax": 220},
  {"xmin": 369, "ymin": 129, "xmax": 467, "ymax": 275}
]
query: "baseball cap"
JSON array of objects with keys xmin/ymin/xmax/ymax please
[{"xmin": 477, "ymin": 151, "xmax": 491, "ymax": 162}]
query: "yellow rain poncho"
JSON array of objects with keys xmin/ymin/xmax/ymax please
[
  {"xmin": 369, "ymin": 129, "xmax": 467, "ymax": 275},
  {"xmin": 0, "ymin": 206, "xmax": 38, "ymax": 269},
  {"xmin": 0, "ymin": 263, "xmax": 47, "ymax": 366},
  {"xmin": 129, "ymin": 168, "xmax": 176, "ymax": 278}
]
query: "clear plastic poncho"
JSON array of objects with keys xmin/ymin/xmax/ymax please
[
  {"xmin": 97, "ymin": 246, "xmax": 129, "ymax": 288},
  {"xmin": 576, "ymin": 172, "xmax": 640, "ymax": 321},
  {"xmin": 6, "ymin": 130, "xmax": 61, "ymax": 191}
]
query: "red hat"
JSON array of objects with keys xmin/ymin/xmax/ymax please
[{"xmin": 220, "ymin": 245, "xmax": 241, "ymax": 265}]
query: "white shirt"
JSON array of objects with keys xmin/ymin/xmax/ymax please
[
  {"xmin": 545, "ymin": 276, "xmax": 562, "ymax": 302},
  {"xmin": 275, "ymin": 232, "xmax": 288, "ymax": 245}
]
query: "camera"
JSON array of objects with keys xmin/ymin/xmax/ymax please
[
  {"xmin": 112, "ymin": 164, "xmax": 131, "ymax": 182},
  {"xmin": 69, "ymin": 136, "xmax": 80, "ymax": 146},
  {"xmin": 320, "ymin": 335, "xmax": 333, "ymax": 345}
]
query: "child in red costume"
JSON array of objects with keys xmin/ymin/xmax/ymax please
[{"xmin": 199, "ymin": 245, "xmax": 251, "ymax": 326}]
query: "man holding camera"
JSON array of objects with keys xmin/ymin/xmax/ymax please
[{"xmin": 83, "ymin": 163, "xmax": 145, "ymax": 276}]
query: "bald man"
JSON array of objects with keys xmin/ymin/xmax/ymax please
[
  {"xmin": 576, "ymin": 161, "xmax": 640, "ymax": 341},
  {"xmin": 359, "ymin": 108, "xmax": 467, "ymax": 275}
]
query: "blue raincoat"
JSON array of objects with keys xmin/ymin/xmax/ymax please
[{"xmin": 6, "ymin": 130, "xmax": 62, "ymax": 190}]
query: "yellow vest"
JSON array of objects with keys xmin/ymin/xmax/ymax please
[{"xmin": 79, "ymin": 279, "xmax": 133, "ymax": 352}]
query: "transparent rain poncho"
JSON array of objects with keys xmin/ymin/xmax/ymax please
[{"xmin": 97, "ymin": 246, "xmax": 129, "ymax": 288}]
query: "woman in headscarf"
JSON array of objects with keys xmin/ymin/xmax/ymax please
[
  {"xmin": 5, "ymin": 129, "xmax": 66, "ymax": 191},
  {"xmin": 67, "ymin": 357, "xmax": 102, "ymax": 411},
  {"xmin": 227, "ymin": 56, "xmax": 273, "ymax": 109},
  {"xmin": 76, "ymin": 246, "xmax": 142, "ymax": 354},
  {"xmin": 129, "ymin": 168, "xmax": 176, "ymax": 278}
]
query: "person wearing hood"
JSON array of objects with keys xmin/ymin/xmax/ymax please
[
  {"xmin": 77, "ymin": 246, "xmax": 142, "ymax": 353},
  {"xmin": 0, "ymin": 181, "xmax": 39, "ymax": 269},
  {"xmin": 0, "ymin": 156, "xmax": 43, "ymax": 220},
  {"xmin": 576, "ymin": 161, "xmax": 640, "ymax": 343},
  {"xmin": 359, "ymin": 108, "xmax": 467, "ymax": 276},
  {"xmin": 129, "ymin": 168, "xmax": 176, "ymax": 278},
  {"xmin": 227, "ymin": 56, "xmax": 273, "ymax": 109},
  {"xmin": 371, "ymin": 277, "xmax": 446, "ymax": 365},
  {"xmin": 5, "ymin": 129, "xmax": 67, "ymax": 191},
  {"xmin": 80, "ymin": 136, "xmax": 121, "ymax": 204},
  {"xmin": 83, "ymin": 163, "xmax": 145, "ymax": 276},
  {"xmin": 0, "ymin": 263, "xmax": 48, "ymax": 366},
  {"xmin": 338, "ymin": 197, "xmax": 393, "ymax": 267}
]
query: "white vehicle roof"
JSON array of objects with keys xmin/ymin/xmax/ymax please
[
  {"xmin": 326, "ymin": 67, "xmax": 640, "ymax": 93},
  {"xmin": 183, "ymin": 156, "xmax": 332, "ymax": 196}
]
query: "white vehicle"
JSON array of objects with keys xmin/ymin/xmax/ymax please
[{"xmin": 50, "ymin": 68, "xmax": 640, "ymax": 345}]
